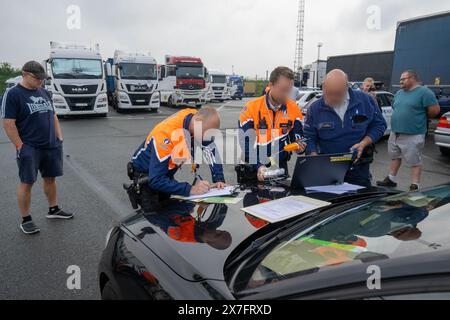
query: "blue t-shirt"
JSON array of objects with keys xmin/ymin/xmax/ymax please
[
  {"xmin": 391, "ymin": 86, "xmax": 438, "ymax": 135},
  {"xmin": 1, "ymin": 84, "xmax": 59, "ymax": 148}
]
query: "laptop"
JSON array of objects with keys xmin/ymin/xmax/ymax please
[{"xmin": 280, "ymin": 153, "xmax": 354, "ymax": 189}]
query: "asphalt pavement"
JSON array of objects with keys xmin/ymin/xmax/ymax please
[{"xmin": 0, "ymin": 98, "xmax": 449, "ymax": 299}]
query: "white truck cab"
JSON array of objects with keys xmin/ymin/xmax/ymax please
[
  {"xmin": 43, "ymin": 42, "xmax": 108, "ymax": 117},
  {"xmin": 105, "ymin": 51, "xmax": 160, "ymax": 112},
  {"xmin": 208, "ymin": 70, "xmax": 228, "ymax": 102}
]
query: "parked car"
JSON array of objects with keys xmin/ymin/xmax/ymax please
[
  {"xmin": 99, "ymin": 184, "xmax": 450, "ymax": 300},
  {"xmin": 296, "ymin": 90, "xmax": 322, "ymax": 112},
  {"xmin": 374, "ymin": 91, "xmax": 394, "ymax": 136},
  {"xmin": 437, "ymin": 96, "xmax": 450, "ymax": 118},
  {"xmin": 435, "ymin": 112, "xmax": 450, "ymax": 156},
  {"xmin": 300, "ymin": 91, "xmax": 393, "ymax": 137}
]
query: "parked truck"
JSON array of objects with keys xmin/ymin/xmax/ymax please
[
  {"xmin": 158, "ymin": 55, "xmax": 207, "ymax": 108},
  {"xmin": 207, "ymin": 70, "xmax": 228, "ymax": 102},
  {"xmin": 105, "ymin": 51, "xmax": 160, "ymax": 112},
  {"xmin": 391, "ymin": 11, "xmax": 450, "ymax": 95},
  {"xmin": 42, "ymin": 41, "xmax": 108, "ymax": 117},
  {"xmin": 227, "ymin": 75, "xmax": 244, "ymax": 100}
]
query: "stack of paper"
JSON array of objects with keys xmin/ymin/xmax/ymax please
[
  {"xmin": 173, "ymin": 186, "xmax": 236, "ymax": 201},
  {"xmin": 304, "ymin": 183, "xmax": 366, "ymax": 195},
  {"xmin": 242, "ymin": 196, "xmax": 331, "ymax": 223}
]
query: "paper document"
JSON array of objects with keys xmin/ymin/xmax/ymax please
[
  {"xmin": 174, "ymin": 186, "xmax": 236, "ymax": 201},
  {"xmin": 305, "ymin": 183, "xmax": 365, "ymax": 195},
  {"xmin": 242, "ymin": 196, "xmax": 331, "ymax": 223}
]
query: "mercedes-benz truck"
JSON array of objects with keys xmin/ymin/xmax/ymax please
[{"xmin": 158, "ymin": 55, "xmax": 207, "ymax": 108}]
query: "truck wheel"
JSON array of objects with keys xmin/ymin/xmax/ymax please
[
  {"xmin": 168, "ymin": 96, "xmax": 174, "ymax": 108},
  {"xmin": 196, "ymin": 104, "xmax": 203, "ymax": 109},
  {"xmin": 440, "ymin": 147, "xmax": 450, "ymax": 157},
  {"xmin": 150, "ymin": 108, "xmax": 158, "ymax": 113}
]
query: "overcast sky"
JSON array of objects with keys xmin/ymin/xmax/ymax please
[{"xmin": 1, "ymin": 0, "xmax": 449, "ymax": 78}]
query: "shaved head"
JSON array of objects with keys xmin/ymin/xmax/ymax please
[
  {"xmin": 322, "ymin": 69, "xmax": 349, "ymax": 107},
  {"xmin": 194, "ymin": 106, "xmax": 220, "ymax": 130},
  {"xmin": 190, "ymin": 106, "xmax": 221, "ymax": 144}
]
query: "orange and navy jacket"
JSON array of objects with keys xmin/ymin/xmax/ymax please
[
  {"xmin": 132, "ymin": 109, "xmax": 224, "ymax": 197},
  {"xmin": 238, "ymin": 92, "xmax": 304, "ymax": 169}
]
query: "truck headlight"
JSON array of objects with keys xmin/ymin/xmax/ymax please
[
  {"xmin": 52, "ymin": 94, "xmax": 65, "ymax": 105},
  {"xmin": 119, "ymin": 92, "xmax": 129, "ymax": 101},
  {"xmin": 97, "ymin": 93, "xmax": 108, "ymax": 104}
]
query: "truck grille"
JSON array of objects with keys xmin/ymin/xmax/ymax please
[
  {"xmin": 179, "ymin": 83, "xmax": 203, "ymax": 90},
  {"xmin": 212, "ymin": 87, "xmax": 224, "ymax": 91},
  {"xmin": 61, "ymin": 85, "xmax": 98, "ymax": 95},
  {"xmin": 126, "ymin": 84, "xmax": 153, "ymax": 92},
  {"xmin": 129, "ymin": 94, "xmax": 152, "ymax": 106},
  {"xmin": 65, "ymin": 97, "xmax": 96, "ymax": 111}
]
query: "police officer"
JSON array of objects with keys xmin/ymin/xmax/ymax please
[
  {"xmin": 304, "ymin": 69, "xmax": 387, "ymax": 187},
  {"xmin": 129, "ymin": 107, "xmax": 226, "ymax": 209},
  {"xmin": 239, "ymin": 67, "xmax": 306, "ymax": 182}
]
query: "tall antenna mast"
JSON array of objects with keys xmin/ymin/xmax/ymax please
[{"xmin": 294, "ymin": 0, "xmax": 305, "ymax": 82}]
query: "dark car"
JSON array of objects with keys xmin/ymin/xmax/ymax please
[{"xmin": 99, "ymin": 183, "xmax": 450, "ymax": 300}]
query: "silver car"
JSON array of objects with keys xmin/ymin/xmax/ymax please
[{"xmin": 435, "ymin": 112, "xmax": 450, "ymax": 156}]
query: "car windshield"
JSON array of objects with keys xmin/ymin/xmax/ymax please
[
  {"xmin": 176, "ymin": 66, "xmax": 203, "ymax": 79},
  {"xmin": 120, "ymin": 63, "xmax": 157, "ymax": 80},
  {"xmin": 52, "ymin": 58, "xmax": 103, "ymax": 79},
  {"xmin": 212, "ymin": 75, "xmax": 227, "ymax": 84},
  {"xmin": 232, "ymin": 185, "xmax": 450, "ymax": 292}
]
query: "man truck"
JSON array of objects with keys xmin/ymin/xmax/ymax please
[
  {"xmin": 105, "ymin": 51, "xmax": 160, "ymax": 112},
  {"xmin": 43, "ymin": 41, "xmax": 108, "ymax": 117},
  {"xmin": 158, "ymin": 55, "xmax": 207, "ymax": 108}
]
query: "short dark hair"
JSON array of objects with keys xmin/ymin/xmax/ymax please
[
  {"xmin": 270, "ymin": 66, "xmax": 294, "ymax": 84},
  {"xmin": 403, "ymin": 70, "xmax": 419, "ymax": 81}
]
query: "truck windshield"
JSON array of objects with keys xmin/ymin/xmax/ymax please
[
  {"xmin": 52, "ymin": 58, "xmax": 103, "ymax": 79},
  {"xmin": 212, "ymin": 75, "xmax": 227, "ymax": 83},
  {"xmin": 120, "ymin": 63, "xmax": 157, "ymax": 80},
  {"xmin": 176, "ymin": 66, "xmax": 203, "ymax": 79},
  {"xmin": 231, "ymin": 185, "xmax": 450, "ymax": 293}
]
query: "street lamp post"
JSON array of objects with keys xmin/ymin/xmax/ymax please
[{"xmin": 316, "ymin": 42, "xmax": 323, "ymax": 88}]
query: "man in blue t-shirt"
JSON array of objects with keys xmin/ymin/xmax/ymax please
[
  {"xmin": 1, "ymin": 61, "xmax": 74, "ymax": 235},
  {"xmin": 377, "ymin": 70, "xmax": 440, "ymax": 192}
]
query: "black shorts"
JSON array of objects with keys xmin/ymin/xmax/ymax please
[{"xmin": 16, "ymin": 143, "xmax": 64, "ymax": 184}]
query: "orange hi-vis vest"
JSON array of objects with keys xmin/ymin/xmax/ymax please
[
  {"xmin": 145, "ymin": 109, "xmax": 197, "ymax": 170},
  {"xmin": 239, "ymin": 94, "xmax": 303, "ymax": 148}
]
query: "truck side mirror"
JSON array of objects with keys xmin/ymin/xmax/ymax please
[
  {"xmin": 111, "ymin": 65, "xmax": 118, "ymax": 79},
  {"xmin": 105, "ymin": 63, "xmax": 112, "ymax": 77}
]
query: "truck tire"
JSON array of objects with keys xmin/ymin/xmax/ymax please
[{"xmin": 168, "ymin": 96, "xmax": 174, "ymax": 108}]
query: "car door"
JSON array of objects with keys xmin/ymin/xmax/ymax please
[
  {"xmin": 376, "ymin": 93, "xmax": 393, "ymax": 135},
  {"xmin": 294, "ymin": 274, "xmax": 450, "ymax": 300}
]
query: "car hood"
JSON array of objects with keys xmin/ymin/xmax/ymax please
[{"xmin": 120, "ymin": 186, "xmax": 390, "ymax": 282}]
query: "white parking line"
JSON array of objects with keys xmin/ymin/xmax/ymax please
[{"xmin": 217, "ymin": 101, "xmax": 232, "ymax": 112}]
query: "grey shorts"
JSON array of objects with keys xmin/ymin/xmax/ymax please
[{"xmin": 388, "ymin": 133, "xmax": 425, "ymax": 166}]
